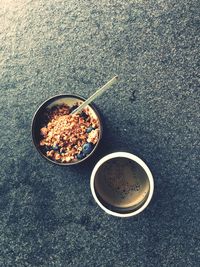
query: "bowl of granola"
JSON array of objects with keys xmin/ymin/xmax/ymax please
[{"xmin": 32, "ymin": 94, "xmax": 103, "ymax": 165}]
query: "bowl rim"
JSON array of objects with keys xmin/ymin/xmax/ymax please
[
  {"xmin": 90, "ymin": 152, "xmax": 154, "ymax": 217},
  {"xmin": 31, "ymin": 94, "xmax": 103, "ymax": 166}
]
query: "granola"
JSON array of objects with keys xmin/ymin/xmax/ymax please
[{"xmin": 39, "ymin": 103, "xmax": 99, "ymax": 163}]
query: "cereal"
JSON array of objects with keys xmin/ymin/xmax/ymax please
[
  {"xmin": 87, "ymin": 128, "xmax": 99, "ymax": 144},
  {"xmin": 39, "ymin": 103, "xmax": 100, "ymax": 163}
]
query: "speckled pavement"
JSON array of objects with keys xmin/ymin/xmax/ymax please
[{"xmin": 0, "ymin": 0, "xmax": 199, "ymax": 266}]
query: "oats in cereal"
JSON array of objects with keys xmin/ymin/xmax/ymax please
[{"xmin": 39, "ymin": 104, "xmax": 99, "ymax": 163}]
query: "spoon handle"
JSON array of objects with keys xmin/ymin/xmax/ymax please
[{"xmin": 71, "ymin": 75, "xmax": 118, "ymax": 115}]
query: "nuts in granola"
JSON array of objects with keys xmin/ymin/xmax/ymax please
[{"xmin": 39, "ymin": 103, "xmax": 100, "ymax": 163}]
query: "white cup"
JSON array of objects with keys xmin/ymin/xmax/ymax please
[{"xmin": 90, "ymin": 152, "xmax": 154, "ymax": 217}]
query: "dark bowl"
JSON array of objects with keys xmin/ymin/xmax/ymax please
[{"xmin": 32, "ymin": 94, "xmax": 103, "ymax": 166}]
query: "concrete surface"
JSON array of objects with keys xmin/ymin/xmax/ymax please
[{"xmin": 0, "ymin": 0, "xmax": 199, "ymax": 266}]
